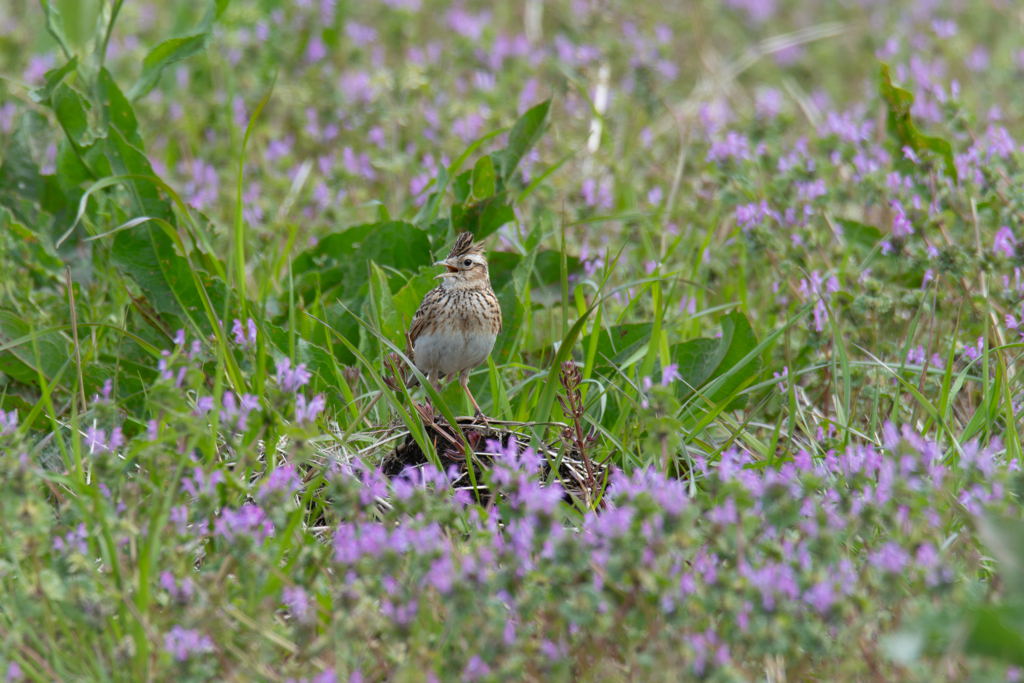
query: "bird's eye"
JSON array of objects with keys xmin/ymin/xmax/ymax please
[{"xmin": 463, "ymin": 259, "xmax": 473, "ymax": 267}]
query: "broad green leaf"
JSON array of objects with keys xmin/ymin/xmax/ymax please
[
  {"xmin": 492, "ymin": 280, "xmax": 526, "ymax": 364},
  {"xmin": 837, "ymin": 218, "xmax": 882, "ymax": 251},
  {"xmin": 97, "ymin": 67, "xmax": 143, "ymax": 147},
  {"xmin": 450, "ymin": 197, "xmax": 514, "ymax": 240},
  {"xmin": 977, "ymin": 516, "xmax": 1024, "ymax": 597},
  {"xmin": 452, "ymin": 170, "xmax": 472, "ymax": 204},
  {"xmin": 370, "ymin": 261, "xmax": 401, "ymax": 346},
  {"xmin": 879, "ymin": 62, "xmax": 957, "ymax": 184},
  {"xmin": 582, "ymin": 323, "xmax": 653, "ymax": 368},
  {"xmin": 55, "ymin": 138, "xmax": 93, "ymax": 194},
  {"xmin": 499, "ymin": 99, "xmax": 551, "ymax": 182},
  {"xmin": 39, "ymin": 0, "xmax": 73, "ymax": 61},
  {"xmin": 393, "ymin": 266, "xmax": 439, "ymax": 328},
  {"xmin": 470, "ymin": 155, "xmax": 496, "ymax": 200},
  {"xmin": 965, "ymin": 607, "xmax": 1024, "ymax": 665},
  {"xmin": 0, "ymin": 310, "xmax": 66, "ymax": 385},
  {"xmin": 52, "ymin": 83, "xmax": 95, "ymax": 148},
  {"xmin": 128, "ymin": 31, "xmax": 213, "ymax": 101},
  {"xmin": 292, "ymin": 221, "xmax": 432, "ymax": 302},
  {"xmin": 673, "ymin": 310, "xmax": 761, "ymax": 410},
  {"xmin": 414, "ymin": 162, "xmax": 448, "ymax": 226},
  {"xmin": 29, "ymin": 56, "xmax": 78, "ymax": 104},
  {"xmin": 0, "ymin": 111, "xmax": 46, "ymax": 204},
  {"xmin": 103, "ymin": 128, "xmax": 171, "ymax": 222}
]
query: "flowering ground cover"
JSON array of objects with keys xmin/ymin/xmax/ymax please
[{"xmin": 3, "ymin": 0, "xmax": 1024, "ymax": 680}]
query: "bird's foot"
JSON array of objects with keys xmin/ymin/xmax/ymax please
[{"xmin": 472, "ymin": 410, "xmax": 491, "ymax": 430}]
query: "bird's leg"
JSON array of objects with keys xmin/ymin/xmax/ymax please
[
  {"xmin": 459, "ymin": 371, "xmax": 490, "ymax": 429},
  {"xmin": 426, "ymin": 375, "xmax": 443, "ymax": 418}
]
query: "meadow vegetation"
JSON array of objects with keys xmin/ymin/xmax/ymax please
[{"xmin": 2, "ymin": 0, "xmax": 1024, "ymax": 680}]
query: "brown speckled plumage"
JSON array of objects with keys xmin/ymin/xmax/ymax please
[{"xmin": 406, "ymin": 232, "xmax": 501, "ymax": 420}]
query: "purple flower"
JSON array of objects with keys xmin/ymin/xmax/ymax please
[
  {"xmin": 891, "ymin": 201, "xmax": 914, "ymax": 239},
  {"xmin": 725, "ymin": 0, "xmax": 776, "ymax": 23},
  {"xmin": 345, "ymin": 22, "xmax": 377, "ymax": 47},
  {"xmin": 994, "ymin": 226, "xmax": 1016, "ymax": 257},
  {"xmin": 181, "ymin": 466, "xmax": 224, "ymax": 499},
  {"xmin": 706, "ymin": 131, "xmax": 751, "ymax": 163},
  {"xmin": 871, "ymin": 541, "xmax": 910, "ymax": 573},
  {"xmin": 261, "ymin": 464, "xmax": 302, "ymax": 498},
  {"xmin": 0, "ymin": 409, "xmax": 18, "ymax": 435},
  {"xmin": 282, "ymin": 585, "xmax": 311, "ymax": 621},
  {"xmin": 462, "ymin": 655, "xmax": 490, "ymax": 682},
  {"xmin": 647, "ymin": 186, "xmax": 663, "ymax": 206},
  {"xmin": 231, "ymin": 318, "xmax": 258, "ymax": 348},
  {"xmin": 305, "ymin": 35, "xmax": 327, "ymax": 63},
  {"xmin": 53, "ymin": 523, "xmax": 89, "ymax": 555},
  {"xmin": 932, "ymin": 19, "xmax": 957, "ymax": 39},
  {"xmin": 181, "ymin": 159, "xmax": 219, "ymax": 210},
  {"xmin": 339, "ymin": 70, "xmax": 374, "ymax": 104},
  {"xmin": 22, "ymin": 54, "xmax": 55, "ymax": 85},
  {"xmin": 277, "ymin": 357, "xmax": 312, "ymax": 393},
  {"xmin": 295, "ymin": 394, "xmax": 326, "ymax": 425},
  {"xmin": 447, "ymin": 8, "xmax": 491, "ymax": 40},
  {"xmin": 5, "ymin": 661, "xmax": 23, "ymax": 682},
  {"xmin": 195, "ymin": 396, "xmax": 215, "ymax": 416},
  {"xmin": 164, "ymin": 625, "xmax": 213, "ymax": 662},
  {"xmin": 160, "ymin": 571, "xmax": 194, "ymax": 603},
  {"xmin": 214, "ymin": 504, "xmax": 274, "ymax": 544},
  {"xmin": 220, "ymin": 391, "xmax": 260, "ymax": 433},
  {"xmin": 965, "ymin": 47, "xmax": 989, "ymax": 72},
  {"xmin": 755, "ymin": 88, "xmax": 782, "ymax": 119},
  {"xmin": 661, "ymin": 363, "xmax": 681, "ymax": 387},
  {"xmin": 85, "ymin": 425, "xmax": 108, "ymax": 453}
]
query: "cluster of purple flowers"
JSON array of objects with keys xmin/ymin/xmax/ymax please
[
  {"xmin": 312, "ymin": 423, "xmax": 1014, "ymax": 678},
  {"xmin": 277, "ymin": 358, "xmax": 312, "ymax": 393}
]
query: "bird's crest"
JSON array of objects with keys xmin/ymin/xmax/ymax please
[{"xmin": 447, "ymin": 232, "xmax": 484, "ymax": 259}]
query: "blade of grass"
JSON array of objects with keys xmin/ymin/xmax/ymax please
[{"xmin": 233, "ymin": 77, "xmax": 276, "ymax": 317}]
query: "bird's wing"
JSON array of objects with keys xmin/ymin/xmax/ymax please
[{"xmin": 408, "ymin": 286, "xmax": 444, "ymax": 352}]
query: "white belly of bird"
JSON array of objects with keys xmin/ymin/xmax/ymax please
[{"xmin": 413, "ymin": 329, "xmax": 497, "ymax": 379}]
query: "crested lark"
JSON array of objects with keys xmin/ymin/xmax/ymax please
[{"xmin": 406, "ymin": 232, "xmax": 502, "ymax": 422}]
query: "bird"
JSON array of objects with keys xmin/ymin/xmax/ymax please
[{"xmin": 405, "ymin": 231, "xmax": 502, "ymax": 424}]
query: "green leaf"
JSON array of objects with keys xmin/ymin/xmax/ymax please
[
  {"xmin": 583, "ymin": 323, "xmax": 653, "ymax": 368},
  {"xmin": 672, "ymin": 310, "xmax": 761, "ymax": 410},
  {"xmin": 977, "ymin": 516, "xmax": 1024, "ymax": 597},
  {"xmin": 393, "ymin": 267, "xmax": 440, "ymax": 329},
  {"xmin": 450, "ymin": 197, "xmax": 515, "ymax": 241},
  {"xmin": 492, "ymin": 280, "xmax": 526, "ymax": 364},
  {"xmin": 370, "ymin": 261, "xmax": 401, "ymax": 346},
  {"xmin": 838, "ymin": 218, "xmax": 882, "ymax": 251},
  {"xmin": 0, "ymin": 111, "xmax": 46, "ymax": 204},
  {"xmin": 97, "ymin": 67, "xmax": 143, "ymax": 147},
  {"xmin": 878, "ymin": 62, "xmax": 957, "ymax": 184},
  {"xmin": 452, "ymin": 170, "xmax": 472, "ymax": 204},
  {"xmin": 499, "ymin": 99, "xmax": 551, "ymax": 182},
  {"xmin": 0, "ymin": 309, "xmax": 66, "ymax": 386},
  {"xmin": 103, "ymin": 127, "xmax": 170, "ymax": 222},
  {"xmin": 55, "ymin": 138, "xmax": 93, "ymax": 194},
  {"xmin": 470, "ymin": 155, "xmax": 496, "ymax": 201},
  {"xmin": 215, "ymin": 0, "xmax": 231, "ymax": 18},
  {"xmin": 128, "ymin": 31, "xmax": 212, "ymax": 101},
  {"xmin": 965, "ymin": 607, "xmax": 1024, "ymax": 665},
  {"xmin": 52, "ymin": 83, "xmax": 96, "ymax": 148},
  {"xmin": 414, "ymin": 162, "xmax": 448, "ymax": 227},
  {"xmin": 292, "ymin": 221, "xmax": 432, "ymax": 302},
  {"xmin": 39, "ymin": 0, "xmax": 73, "ymax": 61},
  {"xmin": 29, "ymin": 56, "xmax": 78, "ymax": 104}
]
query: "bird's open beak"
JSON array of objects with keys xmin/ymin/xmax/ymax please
[{"xmin": 434, "ymin": 260, "xmax": 459, "ymax": 279}]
